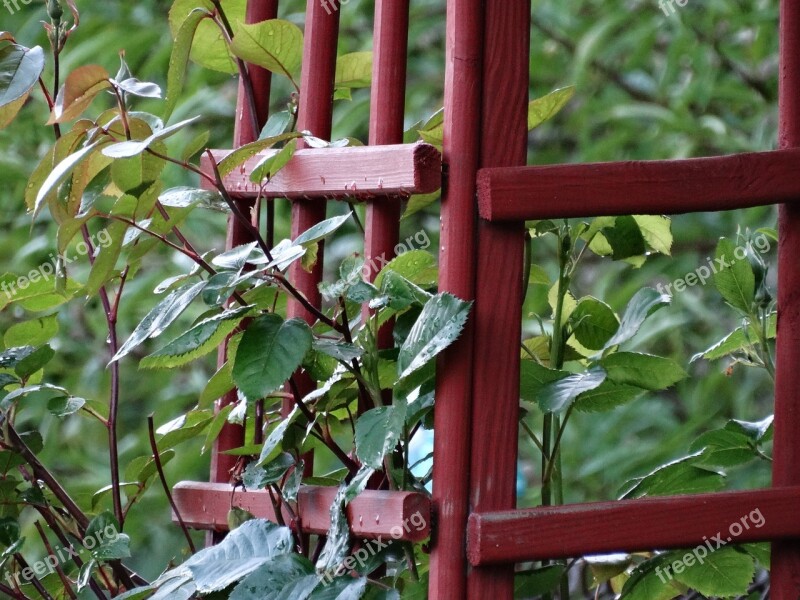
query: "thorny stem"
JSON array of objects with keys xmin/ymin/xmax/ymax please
[
  {"xmin": 12, "ymin": 554, "xmax": 53, "ymax": 600},
  {"xmin": 148, "ymin": 415, "xmax": 197, "ymax": 553},
  {"xmin": 80, "ymin": 225, "xmax": 125, "ymax": 530}
]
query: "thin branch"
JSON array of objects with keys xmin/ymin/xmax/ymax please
[
  {"xmin": 147, "ymin": 415, "xmax": 197, "ymax": 553},
  {"xmin": 33, "ymin": 522, "xmax": 77, "ymax": 600}
]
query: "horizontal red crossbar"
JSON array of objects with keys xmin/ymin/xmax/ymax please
[
  {"xmin": 478, "ymin": 148, "xmax": 800, "ymax": 221},
  {"xmin": 201, "ymin": 142, "xmax": 441, "ymax": 200},
  {"xmin": 172, "ymin": 481, "xmax": 431, "ymax": 542},
  {"xmin": 467, "ymin": 486, "xmax": 800, "ymax": 565}
]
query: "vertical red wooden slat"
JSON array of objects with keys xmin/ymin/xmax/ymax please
[
  {"xmin": 362, "ymin": 0, "xmax": 410, "ymax": 350},
  {"xmin": 211, "ymin": 0, "xmax": 279, "ymax": 484},
  {"xmin": 771, "ymin": 0, "xmax": 800, "ymax": 594},
  {"xmin": 283, "ymin": 0, "xmax": 341, "ymax": 419},
  {"xmin": 467, "ymin": 0, "xmax": 530, "ymax": 597},
  {"xmin": 428, "ymin": 0, "xmax": 484, "ymax": 596}
]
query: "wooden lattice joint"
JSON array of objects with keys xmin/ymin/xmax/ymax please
[
  {"xmin": 200, "ymin": 142, "xmax": 441, "ymax": 200},
  {"xmin": 172, "ymin": 481, "xmax": 431, "ymax": 542}
]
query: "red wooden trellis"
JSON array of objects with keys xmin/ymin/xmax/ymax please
[{"xmin": 172, "ymin": 1, "xmax": 800, "ymax": 598}]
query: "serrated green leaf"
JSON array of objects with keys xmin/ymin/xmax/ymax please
[
  {"xmin": 633, "ymin": 215, "xmax": 672, "ymax": 255},
  {"xmin": 233, "ymin": 314, "xmax": 312, "ymax": 402},
  {"xmin": 168, "ymin": 0, "xmax": 245, "ymax": 74},
  {"xmin": 230, "ymin": 553, "xmax": 316, "ymax": 600},
  {"xmin": 112, "ymin": 281, "xmax": 206, "ymax": 362},
  {"xmin": 374, "ymin": 250, "xmax": 438, "ymax": 289},
  {"xmin": 294, "ymin": 213, "xmax": 351, "ymax": 247},
  {"xmin": 397, "ymin": 293, "xmax": 472, "ymax": 380},
  {"xmin": 537, "ymin": 367, "xmax": 606, "ymax": 413},
  {"xmin": 570, "ymin": 296, "xmax": 619, "ymax": 350},
  {"xmin": 714, "ymin": 237, "xmax": 755, "ymax": 313},
  {"xmin": 250, "ymin": 138, "xmax": 298, "ymax": 182},
  {"xmin": 600, "ymin": 352, "xmax": 687, "ymax": 391},
  {"xmin": 573, "ymin": 381, "xmax": 644, "ymax": 412},
  {"xmin": 674, "ymin": 547, "xmax": 754, "ymax": 598},
  {"xmin": 141, "ymin": 305, "xmax": 252, "ymax": 369},
  {"xmin": 180, "ymin": 519, "xmax": 294, "ymax": 593},
  {"xmin": 602, "ymin": 288, "xmax": 670, "ymax": 351},
  {"xmin": 355, "ymin": 401, "xmax": 407, "ymax": 469}
]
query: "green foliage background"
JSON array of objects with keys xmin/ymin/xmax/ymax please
[{"xmin": 0, "ymin": 0, "xmax": 778, "ymax": 580}]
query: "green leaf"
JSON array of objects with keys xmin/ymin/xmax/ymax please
[
  {"xmin": 250, "ymin": 138, "xmax": 298, "ymax": 182},
  {"xmin": 217, "ymin": 131, "xmax": 301, "ymax": 177},
  {"xmin": 374, "ymin": 250, "xmax": 438, "ymax": 289},
  {"xmin": 633, "ymin": 215, "xmax": 672, "ymax": 255},
  {"xmin": 537, "ymin": 367, "xmax": 606, "ymax": 413},
  {"xmin": 168, "ymin": 0, "xmax": 246, "ymax": 74},
  {"xmin": 0, "ymin": 92, "xmax": 27, "ymax": 130},
  {"xmin": 4, "ymin": 315, "xmax": 59, "ymax": 348},
  {"xmin": 159, "ymin": 187, "xmax": 226, "ymax": 211},
  {"xmin": 233, "ymin": 314, "xmax": 312, "ymax": 402},
  {"xmin": 600, "ymin": 352, "xmax": 687, "ymax": 391},
  {"xmin": 257, "ymin": 407, "xmax": 300, "ymax": 466},
  {"xmin": 397, "ymin": 293, "xmax": 472, "ymax": 381},
  {"xmin": 519, "ymin": 361, "xmax": 569, "ymax": 402},
  {"xmin": 112, "ymin": 281, "xmax": 206, "ymax": 363},
  {"xmin": 570, "ymin": 296, "xmax": 619, "ymax": 350},
  {"xmin": 294, "ymin": 213, "xmax": 352, "ymax": 247},
  {"xmin": 714, "ymin": 237, "xmax": 755, "ymax": 313},
  {"xmin": 230, "ymin": 553, "xmax": 317, "ymax": 600},
  {"xmin": 601, "ymin": 216, "xmax": 646, "ymax": 260},
  {"xmin": 514, "ymin": 565, "xmax": 565, "ymax": 597},
  {"xmin": 34, "ymin": 141, "xmax": 104, "ymax": 219},
  {"xmin": 47, "ymin": 396, "xmax": 86, "ymax": 418},
  {"xmin": 355, "ymin": 402, "xmax": 408, "ymax": 469},
  {"xmin": 619, "ymin": 553, "xmax": 684, "ymax": 600},
  {"xmin": 528, "ymin": 85, "xmax": 575, "ymax": 130},
  {"xmin": 674, "ymin": 547, "xmax": 754, "ymax": 598},
  {"xmin": 124, "ymin": 450, "xmax": 176, "ymax": 483},
  {"xmin": 14, "ymin": 345, "xmax": 55, "ymax": 379},
  {"xmin": 85, "ymin": 220, "xmax": 128, "ymax": 297},
  {"xmin": 335, "ymin": 51, "xmax": 373, "ymax": 88},
  {"xmin": 573, "ymin": 381, "xmax": 644, "ymax": 412},
  {"xmin": 242, "ymin": 453, "xmax": 294, "ymax": 489},
  {"xmin": 165, "ymin": 7, "xmax": 208, "ymax": 121},
  {"xmin": 0, "ymin": 44, "xmax": 45, "ymax": 108},
  {"xmin": 690, "ymin": 428, "xmax": 759, "ymax": 468},
  {"xmin": 85, "ymin": 512, "xmax": 130, "ymax": 560},
  {"xmin": 602, "ymin": 288, "xmax": 670, "ymax": 351},
  {"xmin": 141, "ymin": 305, "xmax": 253, "ymax": 369},
  {"xmin": 102, "ymin": 117, "xmax": 201, "ymax": 159},
  {"xmin": 308, "ymin": 577, "xmax": 368, "ymax": 599},
  {"xmin": 622, "ymin": 455, "xmax": 726, "ymax": 499},
  {"xmin": 230, "ymin": 20, "xmax": 303, "ymax": 85},
  {"xmin": 180, "ymin": 519, "xmax": 294, "ymax": 593}
]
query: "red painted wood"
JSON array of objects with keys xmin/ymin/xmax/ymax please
[
  {"xmin": 429, "ymin": 0, "xmax": 484, "ymax": 595},
  {"xmin": 211, "ymin": 0, "xmax": 278, "ymax": 484},
  {"xmin": 467, "ymin": 487, "xmax": 800, "ymax": 565},
  {"xmin": 772, "ymin": 0, "xmax": 800, "ymax": 595},
  {"xmin": 362, "ymin": 0, "xmax": 410, "ymax": 353},
  {"xmin": 477, "ymin": 148, "xmax": 800, "ymax": 222},
  {"xmin": 467, "ymin": 1, "xmax": 530, "ymax": 597},
  {"xmin": 201, "ymin": 143, "xmax": 441, "ymax": 200},
  {"xmin": 284, "ymin": 0, "xmax": 340, "ymax": 419},
  {"xmin": 172, "ymin": 482, "xmax": 430, "ymax": 541}
]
